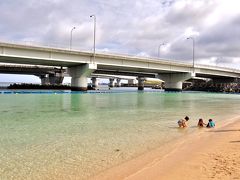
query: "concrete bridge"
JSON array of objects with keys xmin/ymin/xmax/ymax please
[{"xmin": 0, "ymin": 42, "xmax": 239, "ymax": 91}]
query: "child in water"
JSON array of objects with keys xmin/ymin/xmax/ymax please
[
  {"xmin": 206, "ymin": 119, "xmax": 215, "ymax": 128},
  {"xmin": 178, "ymin": 116, "xmax": 189, "ymax": 128},
  {"xmin": 198, "ymin": 118, "xmax": 206, "ymax": 127}
]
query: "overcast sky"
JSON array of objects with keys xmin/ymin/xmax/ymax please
[{"xmin": 0, "ymin": 0, "xmax": 240, "ymax": 82}]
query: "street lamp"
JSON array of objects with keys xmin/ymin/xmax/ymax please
[
  {"xmin": 187, "ymin": 37, "xmax": 195, "ymax": 73},
  {"xmin": 158, "ymin": 43, "xmax": 165, "ymax": 58},
  {"xmin": 90, "ymin": 15, "xmax": 96, "ymax": 63},
  {"xmin": 70, "ymin": 27, "xmax": 76, "ymax": 50}
]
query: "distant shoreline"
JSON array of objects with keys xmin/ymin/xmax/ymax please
[
  {"xmin": 0, "ymin": 83, "xmax": 239, "ymax": 93},
  {"xmin": 7, "ymin": 83, "xmax": 71, "ymax": 90}
]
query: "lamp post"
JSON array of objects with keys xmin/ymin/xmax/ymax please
[
  {"xmin": 158, "ymin": 43, "xmax": 165, "ymax": 58},
  {"xmin": 187, "ymin": 37, "xmax": 195, "ymax": 73},
  {"xmin": 90, "ymin": 15, "xmax": 96, "ymax": 63},
  {"xmin": 70, "ymin": 27, "xmax": 76, "ymax": 50}
]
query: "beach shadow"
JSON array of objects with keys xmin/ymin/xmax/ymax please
[
  {"xmin": 190, "ymin": 126, "xmax": 199, "ymax": 129},
  {"xmin": 168, "ymin": 126, "xmax": 198, "ymax": 129},
  {"xmin": 209, "ymin": 129, "xmax": 240, "ymax": 133},
  {"xmin": 229, "ymin": 140, "xmax": 240, "ymax": 143}
]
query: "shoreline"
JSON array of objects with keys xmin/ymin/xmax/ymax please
[{"xmin": 91, "ymin": 116, "xmax": 240, "ymax": 180}]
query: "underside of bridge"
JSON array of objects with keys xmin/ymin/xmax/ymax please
[
  {"xmin": 1, "ymin": 63, "xmax": 239, "ymax": 91},
  {"xmin": 0, "ymin": 64, "xmax": 65, "ymax": 85}
]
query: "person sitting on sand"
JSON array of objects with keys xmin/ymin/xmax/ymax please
[
  {"xmin": 198, "ymin": 118, "xmax": 206, "ymax": 127},
  {"xmin": 178, "ymin": 116, "xmax": 189, "ymax": 128},
  {"xmin": 206, "ymin": 119, "xmax": 215, "ymax": 128}
]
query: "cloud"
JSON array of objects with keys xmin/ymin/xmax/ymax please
[{"xmin": 0, "ymin": 0, "xmax": 240, "ymax": 69}]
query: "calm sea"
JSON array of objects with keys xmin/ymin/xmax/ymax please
[{"xmin": 0, "ymin": 89, "xmax": 240, "ymax": 179}]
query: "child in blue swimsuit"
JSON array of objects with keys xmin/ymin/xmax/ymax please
[{"xmin": 206, "ymin": 119, "xmax": 215, "ymax": 128}]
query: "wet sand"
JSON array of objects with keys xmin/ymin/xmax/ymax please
[{"xmin": 91, "ymin": 117, "xmax": 240, "ymax": 180}]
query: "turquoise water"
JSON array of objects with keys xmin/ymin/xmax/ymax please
[{"xmin": 0, "ymin": 91, "xmax": 240, "ymax": 179}]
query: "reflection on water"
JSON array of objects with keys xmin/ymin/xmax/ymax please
[{"xmin": 0, "ymin": 91, "xmax": 240, "ymax": 179}]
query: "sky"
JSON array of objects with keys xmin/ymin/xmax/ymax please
[{"xmin": 0, "ymin": 0, "xmax": 240, "ymax": 83}]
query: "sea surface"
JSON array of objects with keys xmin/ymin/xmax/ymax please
[{"xmin": 0, "ymin": 88, "xmax": 240, "ymax": 179}]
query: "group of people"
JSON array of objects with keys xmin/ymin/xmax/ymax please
[
  {"xmin": 177, "ymin": 116, "xmax": 215, "ymax": 128},
  {"xmin": 198, "ymin": 118, "xmax": 215, "ymax": 128}
]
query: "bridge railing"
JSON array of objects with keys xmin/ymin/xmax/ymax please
[
  {"xmin": 0, "ymin": 40, "xmax": 91, "ymax": 52},
  {"xmin": 92, "ymin": 48, "xmax": 201, "ymax": 68},
  {"xmin": 0, "ymin": 40, "xmax": 192, "ymax": 66}
]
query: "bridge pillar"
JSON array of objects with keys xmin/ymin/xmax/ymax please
[
  {"xmin": 138, "ymin": 77, "xmax": 145, "ymax": 90},
  {"xmin": 39, "ymin": 73, "xmax": 64, "ymax": 85},
  {"xmin": 116, "ymin": 78, "xmax": 121, "ymax": 87},
  {"xmin": 49, "ymin": 73, "xmax": 64, "ymax": 85},
  {"xmin": 67, "ymin": 63, "xmax": 97, "ymax": 91},
  {"xmin": 91, "ymin": 77, "xmax": 98, "ymax": 89},
  {"xmin": 158, "ymin": 72, "xmax": 194, "ymax": 91},
  {"xmin": 109, "ymin": 78, "xmax": 115, "ymax": 88},
  {"xmin": 40, "ymin": 75, "xmax": 50, "ymax": 85}
]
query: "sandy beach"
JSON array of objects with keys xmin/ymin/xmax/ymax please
[{"xmin": 92, "ymin": 117, "xmax": 240, "ymax": 180}]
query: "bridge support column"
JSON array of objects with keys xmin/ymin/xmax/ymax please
[
  {"xmin": 49, "ymin": 73, "xmax": 64, "ymax": 85},
  {"xmin": 138, "ymin": 77, "xmax": 145, "ymax": 90},
  {"xmin": 158, "ymin": 72, "xmax": 194, "ymax": 91},
  {"xmin": 67, "ymin": 63, "xmax": 97, "ymax": 91},
  {"xmin": 116, "ymin": 78, "xmax": 121, "ymax": 87},
  {"xmin": 40, "ymin": 75, "xmax": 50, "ymax": 85},
  {"xmin": 109, "ymin": 78, "xmax": 115, "ymax": 88},
  {"xmin": 91, "ymin": 77, "xmax": 98, "ymax": 89},
  {"xmin": 39, "ymin": 73, "xmax": 64, "ymax": 85}
]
